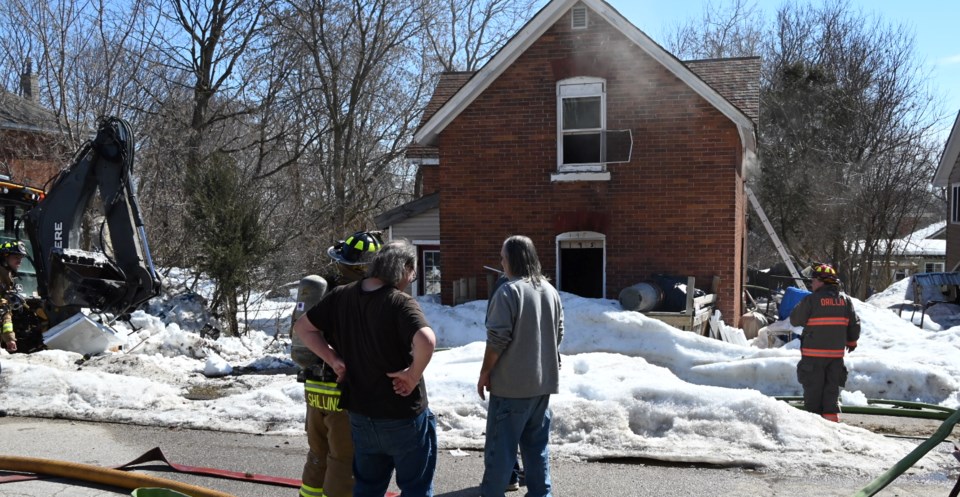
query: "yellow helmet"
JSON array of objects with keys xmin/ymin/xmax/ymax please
[
  {"xmin": 327, "ymin": 231, "xmax": 382, "ymax": 266},
  {"xmin": 0, "ymin": 241, "xmax": 27, "ymax": 257},
  {"xmin": 813, "ymin": 263, "xmax": 839, "ymax": 285}
]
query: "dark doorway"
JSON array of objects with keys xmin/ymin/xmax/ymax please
[{"xmin": 559, "ymin": 246, "xmax": 603, "ymax": 298}]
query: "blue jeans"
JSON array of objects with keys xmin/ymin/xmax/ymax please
[
  {"xmin": 349, "ymin": 409, "xmax": 437, "ymax": 497},
  {"xmin": 480, "ymin": 395, "xmax": 552, "ymax": 497}
]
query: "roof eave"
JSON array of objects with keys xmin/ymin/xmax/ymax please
[
  {"xmin": 932, "ymin": 110, "xmax": 960, "ymax": 188},
  {"xmin": 414, "ymin": 0, "xmax": 573, "ymax": 146},
  {"xmin": 414, "ymin": 0, "xmax": 758, "ymax": 176}
]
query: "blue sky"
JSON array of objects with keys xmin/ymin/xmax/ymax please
[{"xmin": 607, "ymin": 0, "xmax": 960, "ymax": 141}]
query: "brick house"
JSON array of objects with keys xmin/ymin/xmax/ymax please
[
  {"xmin": 0, "ymin": 61, "xmax": 65, "ymax": 189},
  {"xmin": 932, "ymin": 110, "xmax": 960, "ymax": 271},
  {"xmin": 376, "ymin": 0, "xmax": 759, "ymax": 325}
]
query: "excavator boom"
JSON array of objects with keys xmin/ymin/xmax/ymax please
[{"xmin": 23, "ymin": 116, "xmax": 160, "ymax": 325}]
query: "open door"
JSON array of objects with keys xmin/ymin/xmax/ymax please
[{"xmin": 556, "ymin": 232, "xmax": 605, "ymax": 298}]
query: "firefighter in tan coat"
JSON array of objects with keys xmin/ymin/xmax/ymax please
[
  {"xmin": 295, "ymin": 231, "xmax": 382, "ymax": 497},
  {"xmin": 789, "ymin": 263, "xmax": 860, "ymax": 422},
  {"xmin": 0, "ymin": 241, "xmax": 28, "ymax": 353}
]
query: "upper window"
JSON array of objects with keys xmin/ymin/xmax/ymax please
[
  {"xmin": 953, "ymin": 184, "xmax": 960, "ymax": 224},
  {"xmin": 558, "ymin": 78, "xmax": 605, "ymax": 172}
]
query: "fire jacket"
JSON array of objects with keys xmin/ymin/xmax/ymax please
[
  {"xmin": 789, "ymin": 284, "xmax": 860, "ymax": 358},
  {"xmin": 0, "ymin": 264, "xmax": 15, "ymax": 347}
]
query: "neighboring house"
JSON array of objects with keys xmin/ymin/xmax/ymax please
[
  {"xmin": 0, "ymin": 61, "xmax": 64, "ymax": 189},
  {"xmin": 376, "ymin": 0, "xmax": 759, "ymax": 325},
  {"xmin": 871, "ymin": 221, "xmax": 947, "ymax": 286},
  {"xmin": 933, "ymin": 109, "xmax": 960, "ymax": 270}
]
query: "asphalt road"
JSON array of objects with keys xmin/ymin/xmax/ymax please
[{"xmin": 0, "ymin": 415, "xmax": 957, "ymax": 497}]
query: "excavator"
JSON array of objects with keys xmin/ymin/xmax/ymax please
[{"xmin": 1, "ymin": 116, "xmax": 161, "ymax": 353}]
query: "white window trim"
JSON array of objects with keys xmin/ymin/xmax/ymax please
[
  {"xmin": 557, "ymin": 77, "xmax": 606, "ymax": 173},
  {"xmin": 555, "ymin": 231, "xmax": 606, "ymax": 299},
  {"xmin": 420, "ymin": 248, "xmax": 441, "ymax": 296},
  {"xmin": 550, "ymin": 171, "xmax": 611, "ymax": 182},
  {"xmin": 924, "ymin": 261, "xmax": 945, "ymax": 273}
]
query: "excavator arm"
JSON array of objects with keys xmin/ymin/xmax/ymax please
[{"xmin": 24, "ymin": 116, "xmax": 161, "ymax": 325}]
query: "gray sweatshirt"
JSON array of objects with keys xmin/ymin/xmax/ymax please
[{"xmin": 485, "ymin": 277, "xmax": 564, "ymax": 398}]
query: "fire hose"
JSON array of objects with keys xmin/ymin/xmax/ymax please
[
  {"xmin": 0, "ymin": 446, "xmax": 302, "ymax": 496},
  {"xmin": 776, "ymin": 396, "xmax": 960, "ymax": 497},
  {"xmin": 0, "ymin": 453, "xmax": 238, "ymax": 497}
]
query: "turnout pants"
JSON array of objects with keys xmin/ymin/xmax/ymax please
[
  {"xmin": 796, "ymin": 356, "xmax": 847, "ymax": 419},
  {"xmin": 301, "ymin": 380, "xmax": 354, "ymax": 497}
]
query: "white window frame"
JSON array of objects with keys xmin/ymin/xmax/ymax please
[
  {"xmin": 421, "ymin": 249, "xmax": 441, "ymax": 296},
  {"xmin": 952, "ymin": 183, "xmax": 960, "ymax": 224},
  {"xmin": 924, "ymin": 261, "xmax": 945, "ymax": 273},
  {"xmin": 557, "ymin": 77, "xmax": 606, "ymax": 173}
]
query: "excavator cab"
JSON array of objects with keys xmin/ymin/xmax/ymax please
[{"xmin": 0, "ymin": 182, "xmax": 42, "ymax": 296}]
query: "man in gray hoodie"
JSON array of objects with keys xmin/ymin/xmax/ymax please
[{"xmin": 477, "ymin": 235, "xmax": 564, "ymax": 497}]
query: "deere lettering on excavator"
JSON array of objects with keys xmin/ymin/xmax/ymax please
[{"xmin": 1, "ymin": 116, "xmax": 161, "ymax": 353}]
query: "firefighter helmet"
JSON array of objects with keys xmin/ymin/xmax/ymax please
[
  {"xmin": 0, "ymin": 241, "xmax": 27, "ymax": 257},
  {"xmin": 812, "ymin": 263, "xmax": 839, "ymax": 285},
  {"xmin": 327, "ymin": 231, "xmax": 382, "ymax": 266}
]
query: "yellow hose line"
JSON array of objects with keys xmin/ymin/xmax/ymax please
[{"xmin": 0, "ymin": 454, "xmax": 238, "ymax": 497}]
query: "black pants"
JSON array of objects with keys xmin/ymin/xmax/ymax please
[{"xmin": 796, "ymin": 356, "xmax": 847, "ymax": 415}]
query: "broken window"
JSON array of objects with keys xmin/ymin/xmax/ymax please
[{"xmin": 558, "ymin": 78, "xmax": 605, "ymax": 171}]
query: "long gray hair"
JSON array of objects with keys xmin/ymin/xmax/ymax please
[
  {"xmin": 502, "ymin": 235, "xmax": 545, "ymax": 286},
  {"xmin": 368, "ymin": 239, "xmax": 417, "ymax": 286}
]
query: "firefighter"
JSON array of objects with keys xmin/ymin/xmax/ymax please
[
  {"xmin": 297, "ymin": 231, "xmax": 382, "ymax": 497},
  {"xmin": 0, "ymin": 241, "xmax": 28, "ymax": 353},
  {"xmin": 789, "ymin": 263, "xmax": 860, "ymax": 422}
]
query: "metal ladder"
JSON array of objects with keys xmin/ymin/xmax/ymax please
[{"xmin": 745, "ymin": 185, "xmax": 806, "ymax": 289}]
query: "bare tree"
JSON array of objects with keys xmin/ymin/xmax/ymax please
[
  {"xmin": 664, "ymin": 0, "xmax": 765, "ymax": 59},
  {"xmin": 274, "ymin": 0, "xmax": 432, "ymax": 250},
  {"xmin": 420, "ymin": 0, "xmax": 542, "ymax": 71},
  {"xmin": 0, "ymin": 0, "xmax": 157, "ymax": 145},
  {"xmin": 665, "ymin": 0, "xmax": 945, "ymax": 298},
  {"xmin": 758, "ymin": 2, "xmax": 943, "ymax": 297}
]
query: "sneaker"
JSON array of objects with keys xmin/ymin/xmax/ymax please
[{"xmin": 505, "ymin": 481, "xmax": 520, "ymax": 492}]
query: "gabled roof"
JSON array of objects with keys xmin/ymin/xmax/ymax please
[
  {"xmin": 932, "ymin": 110, "xmax": 960, "ymax": 188},
  {"xmin": 684, "ymin": 57, "xmax": 760, "ymax": 125},
  {"xmin": 865, "ymin": 221, "xmax": 947, "ymax": 257},
  {"xmin": 895, "ymin": 221, "xmax": 946, "ymax": 257},
  {"xmin": 412, "ymin": 0, "xmax": 757, "ymax": 173},
  {"xmin": 406, "ymin": 72, "xmax": 476, "ymax": 162},
  {"xmin": 0, "ymin": 89, "xmax": 61, "ymax": 134},
  {"xmin": 374, "ymin": 192, "xmax": 439, "ymax": 229},
  {"xmin": 417, "ymin": 72, "xmax": 476, "ymax": 131}
]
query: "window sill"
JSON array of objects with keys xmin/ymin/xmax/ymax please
[{"xmin": 550, "ymin": 171, "xmax": 611, "ymax": 182}]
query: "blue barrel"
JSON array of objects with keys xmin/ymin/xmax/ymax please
[{"xmin": 778, "ymin": 286, "xmax": 811, "ymax": 321}]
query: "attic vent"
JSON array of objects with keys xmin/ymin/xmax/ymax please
[{"xmin": 571, "ymin": 5, "xmax": 587, "ymax": 29}]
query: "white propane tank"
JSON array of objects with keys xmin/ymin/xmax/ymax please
[{"xmin": 618, "ymin": 281, "xmax": 664, "ymax": 312}]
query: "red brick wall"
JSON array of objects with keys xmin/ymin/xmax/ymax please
[
  {"xmin": 436, "ymin": 10, "xmax": 746, "ymax": 324},
  {"xmin": 0, "ymin": 129, "xmax": 65, "ymax": 188}
]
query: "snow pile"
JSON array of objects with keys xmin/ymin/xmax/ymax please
[{"xmin": 1, "ymin": 273, "xmax": 958, "ymax": 477}]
